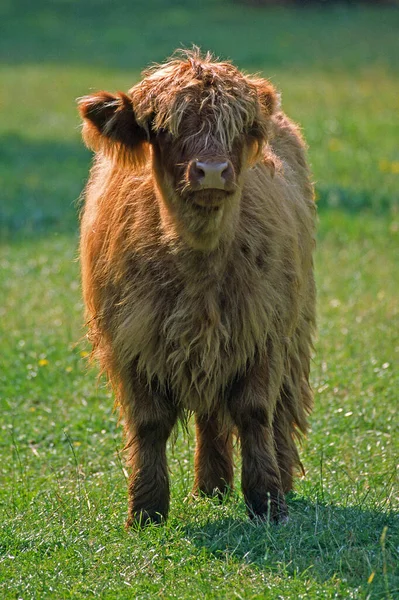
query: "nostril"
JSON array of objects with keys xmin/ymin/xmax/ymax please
[
  {"xmin": 196, "ymin": 166, "xmax": 206, "ymax": 179},
  {"xmin": 221, "ymin": 167, "xmax": 229, "ymax": 181},
  {"xmin": 188, "ymin": 160, "xmax": 206, "ymax": 185},
  {"xmin": 216, "ymin": 162, "xmax": 228, "ymax": 177},
  {"xmin": 221, "ymin": 163, "xmax": 233, "ymax": 184}
]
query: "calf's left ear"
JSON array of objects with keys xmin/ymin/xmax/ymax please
[
  {"xmin": 78, "ymin": 91, "xmax": 149, "ymax": 165},
  {"xmin": 255, "ymin": 80, "xmax": 280, "ymax": 117}
]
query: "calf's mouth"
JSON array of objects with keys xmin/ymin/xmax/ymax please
[{"xmin": 189, "ymin": 189, "xmax": 232, "ymax": 212}]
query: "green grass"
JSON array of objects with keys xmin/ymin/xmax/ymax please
[{"xmin": 1, "ymin": 1, "xmax": 398, "ymax": 598}]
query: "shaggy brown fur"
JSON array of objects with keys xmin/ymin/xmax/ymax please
[{"xmin": 78, "ymin": 49, "xmax": 316, "ymax": 525}]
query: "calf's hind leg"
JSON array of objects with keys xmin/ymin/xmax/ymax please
[
  {"xmin": 274, "ymin": 381, "xmax": 311, "ymax": 493},
  {"xmin": 193, "ymin": 411, "xmax": 234, "ymax": 498},
  {"xmin": 122, "ymin": 371, "xmax": 178, "ymax": 527}
]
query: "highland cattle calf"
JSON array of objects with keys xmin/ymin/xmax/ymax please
[{"xmin": 78, "ymin": 49, "xmax": 316, "ymax": 526}]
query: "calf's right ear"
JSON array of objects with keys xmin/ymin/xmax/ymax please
[{"xmin": 78, "ymin": 92, "xmax": 149, "ymax": 165}]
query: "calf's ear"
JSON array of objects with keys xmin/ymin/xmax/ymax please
[
  {"xmin": 255, "ymin": 80, "xmax": 280, "ymax": 117},
  {"xmin": 78, "ymin": 92, "xmax": 149, "ymax": 166}
]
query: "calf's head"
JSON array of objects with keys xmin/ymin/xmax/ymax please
[{"xmin": 79, "ymin": 50, "xmax": 278, "ymax": 250}]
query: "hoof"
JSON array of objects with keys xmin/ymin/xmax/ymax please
[
  {"xmin": 126, "ymin": 510, "xmax": 165, "ymax": 529},
  {"xmin": 193, "ymin": 483, "xmax": 232, "ymax": 502},
  {"xmin": 246, "ymin": 492, "xmax": 288, "ymax": 524}
]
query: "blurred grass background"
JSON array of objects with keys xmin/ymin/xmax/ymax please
[{"xmin": 0, "ymin": 1, "xmax": 398, "ymax": 598}]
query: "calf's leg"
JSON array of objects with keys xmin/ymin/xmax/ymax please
[
  {"xmin": 122, "ymin": 372, "xmax": 177, "ymax": 527},
  {"xmin": 273, "ymin": 412, "xmax": 295, "ymax": 494},
  {"xmin": 229, "ymin": 368, "xmax": 287, "ymax": 522},
  {"xmin": 193, "ymin": 412, "xmax": 234, "ymax": 498},
  {"xmin": 274, "ymin": 382, "xmax": 309, "ymax": 493}
]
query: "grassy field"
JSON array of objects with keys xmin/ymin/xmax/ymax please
[{"xmin": 1, "ymin": 1, "xmax": 398, "ymax": 598}]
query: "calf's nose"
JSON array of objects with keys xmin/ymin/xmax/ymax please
[{"xmin": 188, "ymin": 160, "xmax": 234, "ymax": 190}]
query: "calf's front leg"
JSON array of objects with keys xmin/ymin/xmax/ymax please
[
  {"xmin": 229, "ymin": 367, "xmax": 288, "ymax": 522},
  {"xmin": 122, "ymin": 372, "xmax": 177, "ymax": 527}
]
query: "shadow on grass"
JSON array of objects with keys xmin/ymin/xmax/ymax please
[
  {"xmin": 183, "ymin": 495, "xmax": 399, "ymax": 596},
  {"xmin": 0, "ymin": 134, "xmax": 89, "ymax": 239},
  {"xmin": 317, "ymin": 184, "xmax": 397, "ymax": 215}
]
